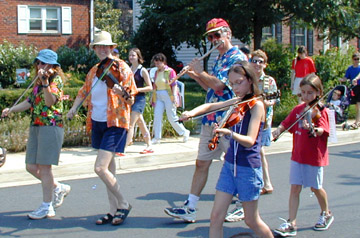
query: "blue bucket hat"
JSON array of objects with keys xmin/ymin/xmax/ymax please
[{"xmin": 34, "ymin": 49, "xmax": 60, "ymax": 66}]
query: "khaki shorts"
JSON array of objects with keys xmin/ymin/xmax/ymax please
[
  {"xmin": 197, "ymin": 125, "xmax": 230, "ymax": 161},
  {"xmin": 26, "ymin": 126, "xmax": 64, "ymax": 165}
]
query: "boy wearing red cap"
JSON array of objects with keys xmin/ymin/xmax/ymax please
[{"xmin": 164, "ymin": 18, "xmax": 247, "ymax": 223}]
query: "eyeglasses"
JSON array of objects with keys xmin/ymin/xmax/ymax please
[
  {"xmin": 353, "ymin": 58, "xmax": 359, "ymax": 61},
  {"xmin": 207, "ymin": 32, "xmax": 221, "ymax": 41},
  {"xmin": 251, "ymin": 59, "xmax": 264, "ymax": 64}
]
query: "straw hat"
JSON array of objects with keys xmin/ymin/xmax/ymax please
[{"xmin": 90, "ymin": 31, "xmax": 117, "ymax": 48}]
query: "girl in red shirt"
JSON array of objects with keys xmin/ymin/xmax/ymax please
[{"xmin": 272, "ymin": 73, "xmax": 333, "ymax": 237}]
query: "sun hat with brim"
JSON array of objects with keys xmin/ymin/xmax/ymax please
[
  {"xmin": 204, "ymin": 18, "xmax": 230, "ymax": 35},
  {"xmin": 34, "ymin": 49, "xmax": 60, "ymax": 66},
  {"xmin": 90, "ymin": 31, "xmax": 117, "ymax": 48}
]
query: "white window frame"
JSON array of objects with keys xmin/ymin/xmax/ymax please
[{"xmin": 17, "ymin": 5, "xmax": 72, "ymax": 34}]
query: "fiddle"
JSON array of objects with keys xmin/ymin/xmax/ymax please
[
  {"xmin": 96, "ymin": 57, "xmax": 132, "ymax": 100},
  {"xmin": 208, "ymin": 95, "xmax": 258, "ymax": 151},
  {"xmin": 304, "ymin": 98, "xmax": 324, "ymax": 137}
]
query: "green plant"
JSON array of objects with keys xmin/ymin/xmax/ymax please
[{"xmin": 0, "ymin": 40, "xmax": 37, "ymax": 88}]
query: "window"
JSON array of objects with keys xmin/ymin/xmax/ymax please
[
  {"xmin": 262, "ymin": 23, "xmax": 282, "ymax": 43},
  {"xmin": 290, "ymin": 23, "xmax": 314, "ymax": 55},
  {"xmin": 18, "ymin": 5, "xmax": 72, "ymax": 34}
]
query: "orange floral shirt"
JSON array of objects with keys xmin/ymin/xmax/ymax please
[{"xmin": 77, "ymin": 58, "xmax": 138, "ymax": 132}]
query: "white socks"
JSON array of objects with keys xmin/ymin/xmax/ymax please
[{"xmin": 187, "ymin": 194, "xmax": 199, "ymax": 209}]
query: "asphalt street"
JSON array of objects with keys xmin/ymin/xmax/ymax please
[{"xmin": 0, "ymin": 143, "xmax": 359, "ymax": 238}]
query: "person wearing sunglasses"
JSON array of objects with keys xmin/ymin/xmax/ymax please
[
  {"xmin": 290, "ymin": 46, "xmax": 316, "ymax": 103},
  {"xmin": 1, "ymin": 49, "xmax": 70, "ymax": 219},
  {"xmin": 340, "ymin": 52, "xmax": 360, "ymax": 129},
  {"xmin": 164, "ymin": 18, "xmax": 247, "ymax": 223}
]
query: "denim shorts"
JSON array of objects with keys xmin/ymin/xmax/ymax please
[
  {"xmin": 216, "ymin": 161, "xmax": 263, "ymax": 202},
  {"xmin": 131, "ymin": 95, "xmax": 146, "ymax": 113},
  {"xmin": 91, "ymin": 120, "xmax": 127, "ymax": 153},
  {"xmin": 260, "ymin": 128, "xmax": 271, "ymax": 147},
  {"xmin": 290, "ymin": 160, "xmax": 323, "ymax": 189}
]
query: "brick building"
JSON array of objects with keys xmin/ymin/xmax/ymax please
[{"xmin": 0, "ymin": 0, "xmax": 91, "ymax": 50}]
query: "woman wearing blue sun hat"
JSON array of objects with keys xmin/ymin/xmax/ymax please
[{"xmin": 1, "ymin": 49, "xmax": 70, "ymax": 220}]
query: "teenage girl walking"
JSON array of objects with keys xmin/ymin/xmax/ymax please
[
  {"xmin": 180, "ymin": 61, "xmax": 273, "ymax": 238},
  {"xmin": 272, "ymin": 73, "xmax": 334, "ymax": 237}
]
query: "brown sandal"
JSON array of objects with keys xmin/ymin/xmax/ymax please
[{"xmin": 96, "ymin": 213, "xmax": 113, "ymax": 225}]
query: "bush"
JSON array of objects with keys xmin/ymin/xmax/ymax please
[{"xmin": 0, "ymin": 40, "xmax": 37, "ymax": 88}]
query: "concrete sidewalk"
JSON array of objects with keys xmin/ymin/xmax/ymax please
[{"xmin": 1, "ymin": 120, "xmax": 359, "ymax": 188}]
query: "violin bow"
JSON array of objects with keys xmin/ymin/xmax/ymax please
[
  {"xmin": 187, "ymin": 90, "xmax": 281, "ymax": 121},
  {"xmin": 272, "ymin": 88, "xmax": 333, "ymax": 142},
  {"xmin": 72, "ymin": 59, "xmax": 115, "ymax": 116}
]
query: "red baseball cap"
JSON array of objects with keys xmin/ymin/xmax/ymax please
[{"xmin": 205, "ymin": 18, "xmax": 230, "ymax": 35}]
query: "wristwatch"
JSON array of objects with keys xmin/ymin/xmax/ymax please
[{"xmin": 42, "ymin": 84, "xmax": 49, "ymax": 88}]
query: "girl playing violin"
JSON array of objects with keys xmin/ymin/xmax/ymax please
[
  {"xmin": 272, "ymin": 73, "xmax": 333, "ymax": 237},
  {"xmin": 67, "ymin": 31, "xmax": 137, "ymax": 225},
  {"xmin": 1, "ymin": 49, "xmax": 70, "ymax": 219},
  {"xmin": 180, "ymin": 61, "xmax": 273, "ymax": 238}
]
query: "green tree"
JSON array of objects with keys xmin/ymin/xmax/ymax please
[
  {"xmin": 95, "ymin": 0, "xmax": 132, "ymax": 59},
  {"xmin": 134, "ymin": 0, "xmax": 360, "ymax": 69}
]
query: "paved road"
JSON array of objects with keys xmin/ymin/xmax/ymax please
[{"xmin": 0, "ymin": 143, "xmax": 359, "ymax": 238}]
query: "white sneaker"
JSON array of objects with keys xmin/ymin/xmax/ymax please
[
  {"xmin": 183, "ymin": 130, "xmax": 190, "ymax": 143},
  {"xmin": 151, "ymin": 138, "xmax": 161, "ymax": 144},
  {"xmin": 225, "ymin": 201, "xmax": 245, "ymax": 222},
  {"xmin": 53, "ymin": 183, "xmax": 71, "ymax": 208},
  {"xmin": 28, "ymin": 204, "xmax": 55, "ymax": 219},
  {"xmin": 164, "ymin": 200, "xmax": 196, "ymax": 223}
]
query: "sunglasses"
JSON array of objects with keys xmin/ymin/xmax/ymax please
[
  {"xmin": 207, "ymin": 32, "xmax": 221, "ymax": 41},
  {"xmin": 251, "ymin": 59, "xmax": 264, "ymax": 64},
  {"xmin": 353, "ymin": 58, "xmax": 359, "ymax": 61}
]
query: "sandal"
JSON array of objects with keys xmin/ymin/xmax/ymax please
[
  {"xmin": 111, "ymin": 204, "xmax": 132, "ymax": 225},
  {"xmin": 96, "ymin": 213, "xmax": 113, "ymax": 225},
  {"xmin": 0, "ymin": 148, "xmax": 6, "ymax": 168},
  {"xmin": 140, "ymin": 149, "xmax": 154, "ymax": 154}
]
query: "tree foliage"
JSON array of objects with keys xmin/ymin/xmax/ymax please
[
  {"xmin": 133, "ymin": 0, "xmax": 360, "ymax": 67},
  {"xmin": 95, "ymin": 0, "xmax": 132, "ymax": 59}
]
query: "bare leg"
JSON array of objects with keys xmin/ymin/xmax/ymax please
[
  {"xmin": 94, "ymin": 149, "xmax": 128, "ymax": 213},
  {"xmin": 242, "ymin": 200, "xmax": 274, "ymax": 238},
  {"xmin": 311, "ymin": 187, "xmax": 329, "ymax": 213},
  {"xmin": 288, "ymin": 184, "xmax": 302, "ymax": 225},
  {"xmin": 137, "ymin": 114, "xmax": 152, "ymax": 148},
  {"xmin": 190, "ymin": 160, "xmax": 212, "ymax": 196},
  {"xmin": 106, "ymin": 156, "xmax": 118, "ymax": 214},
  {"xmin": 126, "ymin": 111, "xmax": 141, "ymax": 147},
  {"xmin": 260, "ymin": 147, "xmax": 273, "ymax": 191},
  {"xmin": 209, "ymin": 190, "xmax": 233, "ymax": 238},
  {"xmin": 26, "ymin": 164, "xmax": 56, "ymax": 202},
  {"xmin": 356, "ymin": 102, "xmax": 360, "ymax": 124}
]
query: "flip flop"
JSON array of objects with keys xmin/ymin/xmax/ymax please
[
  {"xmin": 140, "ymin": 149, "xmax": 154, "ymax": 154},
  {"xmin": 350, "ymin": 123, "xmax": 358, "ymax": 130},
  {"xmin": 112, "ymin": 204, "xmax": 132, "ymax": 225}
]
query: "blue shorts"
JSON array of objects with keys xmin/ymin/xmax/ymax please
[
  {"xmin": 131, "ymin": 95, "xmax": 146, "ymax": 113},
  {"xmin": 290, "ymin": 160, "xmax": 323, "ymax": 189},
  {"xmin": 216, "ymin": 161, "xmax": 263, "ymax": 202},
  {"xmin": 260, "ymin": 128, "xmax": 271, "ymax": 147},
  {"xmin": 91, "ymin": 120, "xmax": 127, "ymax": 153}
]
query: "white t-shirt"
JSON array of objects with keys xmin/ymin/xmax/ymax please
[{"xmin": 91, "ymin": 76, "xmax": 108, "ymax": 122}]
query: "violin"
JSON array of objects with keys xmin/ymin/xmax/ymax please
[
  {"xmin": 208, "ymin": 94, "xmax": 258, "ymax": 151},
  {"xmin": 304, "ymin": 98, "xmax": 324, "ymax": 137},
  {"xmin": 96, "ymin": 57, "xmax": 132, "ymax": 100}
]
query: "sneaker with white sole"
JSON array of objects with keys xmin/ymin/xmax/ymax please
[
  {"xmin": 225, "ymin": 201, "xmax": 244, "ymax": 222},
  {"xmin": 273, "ymin": 218, "xmax": 297, "ymax": 237},
  {"xmin": 183, "ymin": 130, "xmax": 190, "ymax": 143},
  {"xmin": 164, "ymin": 200, "xmax": 196, "ymax": 223},
  {"xmin": 28, "ymin": 204, "xmax": 55, "ymax": 219},
  {"xmin": 313, "ymin": 211, "xmax": 334, "ymax": 231},
  {"xmin": 53, "ymin": 183, "xmax": 71, "ymax": 208}
]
